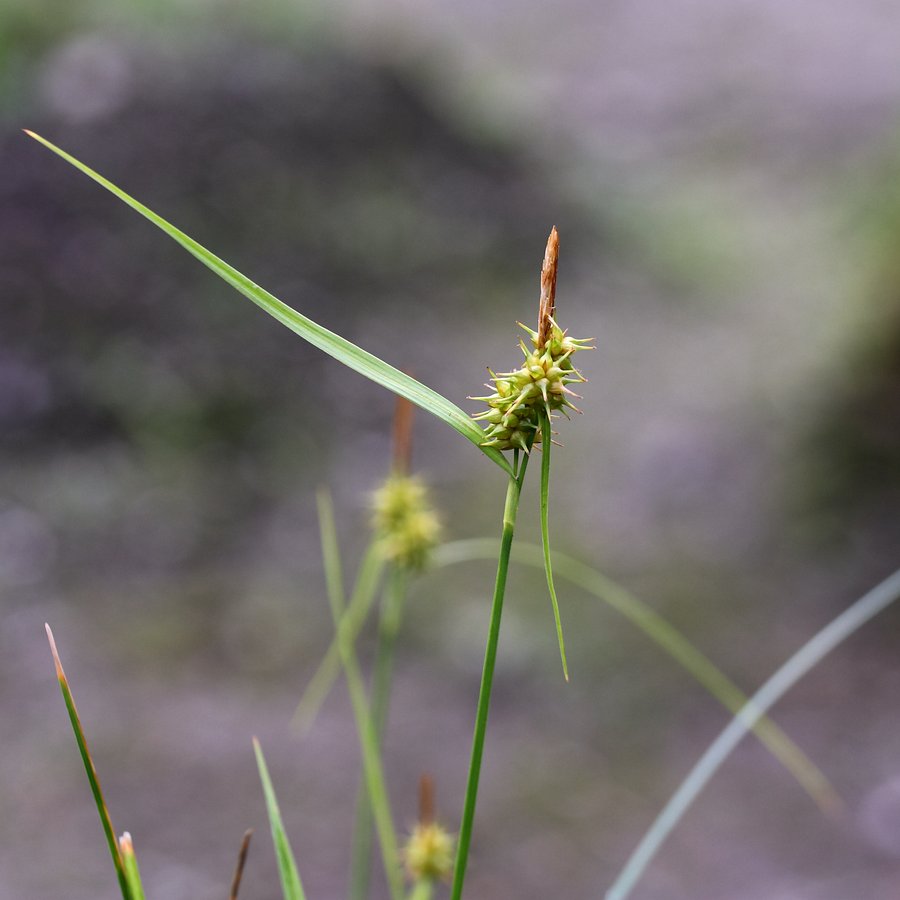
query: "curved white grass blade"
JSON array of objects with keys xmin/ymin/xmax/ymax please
[{"xmin": 606, "ymin": 566, "xmax": 900, "ymax": 900}]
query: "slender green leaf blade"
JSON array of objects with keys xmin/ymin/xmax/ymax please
[
  {"xmin": 539, "ymin": 413, "xmax": 569, "ymax": 680},
  {"xmin": 348, "ymin": 568, "xmax": 408, "ymax": 900},
  {"xmin": 253, "ymin": 738, "xmax": 307, "ymax": 900},
  {"xmin": 291, "ymin": 541, "xmax": 384, "ymax": 734},
  {"xmin": 24, "ymin": 131, "xmax": 512, "ymax": 477},
  {"xmin": 316, "ymin": 489, "xmax": 345, "ymax": 621},
  {"xmin": 45, "ymin": 624, "xmax": 133, "ymax": 900},
  {"xmin": 314, "ymin": 494, "xmax": 404, "ymax": 900}
]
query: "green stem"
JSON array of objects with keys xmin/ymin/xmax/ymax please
[
  {"xmin": 349, "ymin": 567, "xmax": 408, "ymax": 900},
  {"xmin": 337, "ymin": 618, "xmax": 404, "ymax": 900},
  {"xmin": 406, "ymin": 881, "xmax": 434, "ymax": 900},
  {"xmin": 292, "ymin": 543, "xmax": 385, "ymax": 734},
  {"xmin": 449, "ymin": 454, "xmax": 529, "ymax": 900},
  {"xmin": 317, "ymin": 493, "xmax": 404, "ymax": 900}
]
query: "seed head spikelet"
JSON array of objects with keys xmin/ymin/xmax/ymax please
[
  {"xmin": 474, "ymin": 227, "xmax": 593, "ymax": 451},
  {"xmin": 403, "ymin": 776, "xmax": 454, "ymax": 883},
  {"xmin": 372, "ymin": 396, "xmax": 441, "ymax": 571}
]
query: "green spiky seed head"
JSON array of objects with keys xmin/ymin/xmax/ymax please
[
  {"xmin": 403, "ymin": 821, "xmax": 455, "ymax": 882},
  {"xmin": 472, "ymin": 228, "xmax": 593, "ymax": 452},
  {"xmin": 371, "ymin": 474, "xmax": 441, "ymax": 571}
]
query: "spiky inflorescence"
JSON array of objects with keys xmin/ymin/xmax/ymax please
[
  {"xmin": 403, "ymin": 821, "xmax": 455, "ymax": 883},
  {"xmin": 472, "ymin": 228, "xmax": 592, "ymax": 452},
  {"xmin": 371, "ymin": 474, "xmax": 441, "ymax": 571}
]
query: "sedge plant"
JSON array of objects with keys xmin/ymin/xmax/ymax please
[
  {"xmin": 27, "ymin": 126, "xmax": 590, "ymax": 897},
  {"xmin": 30, "ymin": 130, "xmax": 900, "ymax": 899}
]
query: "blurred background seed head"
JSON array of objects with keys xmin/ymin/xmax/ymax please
[{"xmin": 2, "ymin": 2, "xmax": 900, "ymax": 898}]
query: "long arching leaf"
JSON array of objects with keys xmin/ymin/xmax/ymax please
[{"xmin": 25, "ymin": 131, "xmax": 512, "ymax": 477}]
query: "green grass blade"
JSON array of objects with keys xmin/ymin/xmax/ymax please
[
  {"xmin": 253, "ymin": 738, "xmax": 307, "ymax": 900},
  {"xmin": 45, "ymin": 625, "xmax": 133, "ymax": 900},
  {"xmin": 605, "ymin": 566, "xmax": 900, "ymax": 900},
  {"xmin": 314, "ymin": 494, "xmax": 404, "ymax": 900},
  {"xmin": 291, "ymin": 541, "xmax": 385, "ymax": 734},
  {"xmin": 119, "ymin": 834, "xmax": 146, "ymax": 900},
  {"xmin": 24, "ymin": 131, "xmax": 512, "ymax": 478},
  {"xmin": 317, "ymin": 489, "xmax": 346, "ymax": 621},
  {"xmin": 349, "ymin": 568, "xmax": 408, "ymax": 900},
  {"xmin": 433, "ymin": 540, "xmax": 840, "ymax": 815},
  {"xmin": 539, "ymin": 413, "xmax": 569, "ymax": 680}
]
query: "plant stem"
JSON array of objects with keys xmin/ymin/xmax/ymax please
[
  {"xmin": 449, "ymin": 454, "xmax": 529, "ymax": 900},
  {"xmin": 349, "ymin": 567, "xmax": 408, "ymax": 900},
  {"xmin": 407, "ymin": 881, "xmax": 434, "ymax": 900},
  {"xmin": 292, "ymin": 544, "xmax": 385, "ymax": 734},
  {"xmin": 317, "ymin": 492, "xmax": 404, "ymax": 900},
  {"xmin": 336, "ymin": 612, "xmax": 404, "ymax": 900}
]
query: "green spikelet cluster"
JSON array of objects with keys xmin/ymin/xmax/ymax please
[
  {"xmin": 472, "ymin": 319, "xmax": 592, "ymax": 451},
  {"xmin": 403, "ymin": 821, "xmax": 455, "ymax": 883},
  {"xmin": 371, "ymin": 474, "xmax": 441, "ymax": 571}
]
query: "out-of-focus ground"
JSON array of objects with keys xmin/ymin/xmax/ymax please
[{"xmin": 2, "ymin": 1, "xmax": 900, "ymax": 898}]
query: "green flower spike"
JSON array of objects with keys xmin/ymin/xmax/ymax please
[
  {"xmin": 372, "ymin": 473, "xmax": 441, "ymax": 572},
  {"xmin": 472, "ymin": 227, "xmax": 594, "ymax": 681},
  {"xmin": 472, "ymin": 227, "xmax": 593, "ymax": 452},
  {"xmin": 403, "ymin": 776, "xmax": 455, "ymax": 884}
]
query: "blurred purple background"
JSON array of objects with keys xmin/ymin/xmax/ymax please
[{"xmin": 2, "ymin": 1, "xmax": 900, "ymax": 898}]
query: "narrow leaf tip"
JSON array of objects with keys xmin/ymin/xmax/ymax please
[{"xmin": 45, "ymin": 623, "xmax": 65, "ymax": 680}]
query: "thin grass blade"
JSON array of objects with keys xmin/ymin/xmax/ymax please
[
  {"xmin": 24, "ymin": 131, "xmax": 512, "ymax": 477},
  {"xmin": 349, "ymin": 568, "xmax": 409, "ymax": 900},
  {"xmin": 45, "ymin": 624, "xmax": 132, "ymax": 900},
  {"xmin": 316, "ymin": 489, "xmax": 345, "ymax": 620},
  {"xmin": 433, "ymin": 540, "xmax": 840, "ymax": 815},
  {"xmin": 314, "ymin": 493, "xmax": 404, "ymax": 900},
  {"xmin": 605, "ymin": 566, "xmax": 900, "ymax": 900},
  {"xmin": 291, "ymin": 541, "xmax": 385, "ymax": 733},
  {"xmin": 539, "ymin": 413, "xmax": 569, "ymax": 680},
  {"xmin": 253, "ymin": 738, "xmax": 307, "ymax": 900}
]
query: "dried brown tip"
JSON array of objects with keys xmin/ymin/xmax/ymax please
[
  {"xmin": 538, "ymin": 226, "xmax": 559, "ymax": 346},
  {"xmin": 418, "ymin": 773, "xmax": 435, "ymax": 825},
  {"xmin": 392, "ymin": 391, "xmax": 415, "ymax": 475},
  {"xmin": 45, "ymin": 623, "xmax": 65, "ymax": 681},
  {"xmin": 229, "ymin": 829, "xmax": 254, "ymax": 900}
]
